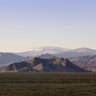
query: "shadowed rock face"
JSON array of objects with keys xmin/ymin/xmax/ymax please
[{"xmin": 0, "ymin": 57, "xmax": 89, "ymax": 72}]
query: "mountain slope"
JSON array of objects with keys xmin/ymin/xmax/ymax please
[
  {"xmin": 55, "ymin": 48, "xmax": 96, "ymax": 58},
  {"xmin": 70, "ymin": 55, "xmax": 96, "ymax": 72},
  {"xmin": 38, "ymin": 53, "xmax": 56, "ymax": 59},
  {"xmin": 0, "ymin": 53, "xmax": 26, "ymax": 65},
  {"xmin": 17, "ymin": 47, "xmax": 96, "ymax": 58},
  {"xmin": 0, "ymin": 57, "xmax": 88, "ymax": 72},
  {"xmin": 17, "ymin": 47, "xmax": 70, "ymax": 57}
]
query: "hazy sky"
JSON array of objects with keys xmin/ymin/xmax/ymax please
[{"xmin": 0, "ymin": 0, "xmax": 96, "ymax": 52}]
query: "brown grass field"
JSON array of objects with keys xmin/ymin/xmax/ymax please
[{"xmin": 0, "ymin": 72, "xmax": 96, "ymax": 96}]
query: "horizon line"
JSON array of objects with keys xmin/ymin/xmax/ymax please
[{"xmin": 0, "ymin": 46, "xmax": 96, "ymax": 53}]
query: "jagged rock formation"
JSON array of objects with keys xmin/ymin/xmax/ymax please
[{"xmin": 0, "ymin": 57, "xmax": 88, "ymax": 72}]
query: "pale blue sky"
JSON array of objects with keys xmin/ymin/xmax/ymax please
[{"xmin": 0, "ymin": 0, "xmax": 96, "ymax": 52}]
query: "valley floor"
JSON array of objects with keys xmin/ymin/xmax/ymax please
[{"xmin": 0, "ymin": 72, "xmax": 96, "ymax": 96}]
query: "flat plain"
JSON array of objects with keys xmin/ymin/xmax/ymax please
[{"xmin": 0, "ymin": 72, "xmax": 96, "ymax": 96}]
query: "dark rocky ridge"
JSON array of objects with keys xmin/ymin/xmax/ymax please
[{"xmin": 0, "ymin": 57, "xmax": 89, "ymax": 72}]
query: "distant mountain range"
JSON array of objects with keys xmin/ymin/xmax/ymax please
[
  {"xmin": 55, "ymin": 48, "xmax": 96, "ymax": 58},
  {"xmin": 0, "ymin": 47, "xmax": 96, "ymax": 72},
  {"xmin": 70, "ymin": 55, "xmax": 96, "ymax": 72},
  {"xmin": 16, "ymin": 47, "xmax": 96, "ymax": 58},
  {"xmin": 0, "ymin": 53, "xmax": 26, "ymax": 65},
  {"xmin": 16, "ymin": 47, "xmax": 70, "ymax": 57},
  {"xmin": 0, "ymin": 57, "xmax": 88, "ymax": 72}
]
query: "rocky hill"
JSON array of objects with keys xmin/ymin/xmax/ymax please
[{"xmin": 0, "ymin": 57, "xmax": 88, "ymax": 72}]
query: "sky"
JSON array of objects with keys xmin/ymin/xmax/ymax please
[{"xmin": 0, "ymin": 0, "xmax": 96, "ymax": 52}]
